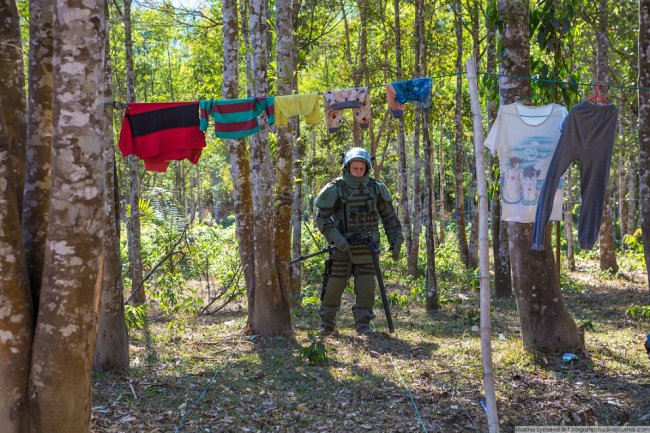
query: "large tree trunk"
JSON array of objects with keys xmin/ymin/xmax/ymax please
[
  {"xmin": 29, "ymin": 1, "xmax": 106, "ymax": 430},
  {"xmin": 596, "ymin": 0, "xmax": 618, "ymax": 273},
  {"xmin": 454, "ymin": 2, "xmax": 471, "ymax": 269},
  {"xmin": 94, "ymin": 0, "xmax": 129, "ymax": 372},
  {"xmin": 641, "ymin": 0, "xmax": 650, "ymax": 289},
  {"xmin": 22, "ymin": 0, "xmax": 54, "ymax": 308},
  {"xmin": 0, "ymin": 0, "xmax": 27, "ymax": 213},
  {"xmin": 0, "ymin": 103, "xmax": 33, "ymax": 433},
  {"xmin": 223, "ymin": 0, "xmax": 256, "ymax": 327},
  {"xmin": 394, "ymin": 0, "xmax": 411, "ymax": 261},
  {"xmin": 498, "ymin": 0, "xmax": 581, "ymax": 351},
  {"xmin": 275, "ymin": 0, "xmax": 295, "ymax": 306},
  {"xmin": 249, "ymin": 0, "xmax": 292, "ymax": 336},
  {"xmin": 124, "ymin": 0, "xmax": 145, "ymax": 305}
]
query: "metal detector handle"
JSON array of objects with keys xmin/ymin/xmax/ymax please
[{"xmin": 290, "ymin": 245, "xmax": 337, "ymax": 264}]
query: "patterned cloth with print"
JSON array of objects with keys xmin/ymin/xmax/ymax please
[
  {"xmin": 323, "ymin": 87, "xmax": 371, "ymax": 133},
  {"xmin": 385, "ymin": 77, "xmax": 433, "ymax": 118}
]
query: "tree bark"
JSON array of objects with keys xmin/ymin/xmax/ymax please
[
  {"xmin": 0, "ymin": 0, "xmax": 27, "ymax": 212},
  {"xmin": 22, "ymin": 0, "xmax": 54, "ymax": 308},
  {"xmin": 275, "ymin": 0, "xmax": 295, "ymax": 306},
  {"xmin": 424, "ymin": 114, "xmax": 438, "ymax": 311},
  {"xmin": 408, "ymin": 0, "xmax": 425, "ymax": 278},
  {"xmin": 564, "ymin": 167, "xmax": 576, "ymax": 270},
  {"xmin": 454, "ymin": 2, "xmax": 471, "ymax": 269},
  {"xmin": 94, "ymin": 0, "xmax": 129, "ymax": 372},
  {"xmin": 124, "ymin": 0, "xmax": 145, "ymax": 305},
  {"xmin": 596, "ymin": 0, "xmax": 618, "ymax": 273},
  {"xmin": 394, "ymin": 0, "xmax": 411, "ymax": 261},
  {"xmin": 486, "ymin": 10, "xmax": 512, "ymax": 298},
  {"xmin": 498, "ymin": 0, "xmax": 581, "ymax": 351},
  {"xmin": 640, "ymin": 0, "xmax": 650, "ymax": 288},
  {"xmin": 29, "ymin": 1, "xmax": 106, "ymax": 430},
  {"xmin": 223, "ymin": 0, "xmax": 256, "ymax": 327},
  {"xmin": 0, "ymin": 101, "xmax": 32, "ymax": 433},
  {"xmin": 628, "ymin": 141, "xmax": 637, "ymax": 233},
  {"xmin": 249, "ymin": 0, "xmax": 292, "ymax": 336}
]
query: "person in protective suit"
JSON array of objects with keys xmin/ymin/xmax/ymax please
[{"xmin": 315, "ymin": 147, "xmax": 404, "ymax": 335}]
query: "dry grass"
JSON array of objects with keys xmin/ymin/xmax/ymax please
[{"xmin": 92, "ymin": 262, "xmax": 650, "ymax": 433}]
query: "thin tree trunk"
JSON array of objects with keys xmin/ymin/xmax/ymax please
[
  {"xmin": 454, "ymin": 2, "xmax": 470, "ymax": 268},
  {"xmin": 618, "ymin": 110, "xmax": 629, "ymax": 238},
  {"xmin": 640, "ymin": 0, "xmax": 650, "ymax": 289},
  {"xmin": 596, "ymin": 0, "xmax": 618, "ymax": 273},
  {"xmin": 466, "ymin": 56, "xmax": 500, "ymax": 433},
  {"xmin": 564, "ymin": 167, "xmax": 576, "ymax": 270},
  {"xmin": 0, "ymin": 101, "xmax": 32, "ymax": 433},
  {"xmin": 0, "ymin": 0, "xmax": 27, "ymax": 213},
  {"xmin": 29, "ymin": 1, "xmax": 106, "ymax": 430},
  {"xmin": 22, "ymin": 0, "xmax": 54, "ymax": 309},
  {"xmin": 275, "ymin": 0, "xmax": 295, "ymax": 306},
  {"xmin": 498, "ymin": 0, "xmax": 581, "ymax": 351},
  {"xmin": 628, "ymin": 144, "xmax": 637, "ymax": 232},
  {"xmin": 249, "ymin": 0, "xmax": 292, "ymax": 336},
  {"xmin": 424, "ymin": 114, "xmax": 438, "ymax": 312},
  {"xmin": 223, "ymin": 0, "xmax": 256, "ymax": 327},
  {"xmin": 438, "ymin": 121, "xmax": 446, "ymax": 244},
  {"xmin": 467, "ymin": 0, "xmax": 480, "ymax": 270},
  {"xmin": 394, "ymin": 0, "xmax": 411, "ymax": 259},
  {"xmin": 124, "ymin": 0, "xmax": 145, "ymax": 305},
  {"xmin": 408, "ymin": 0, "xmax": 424, "ymax": 277},
  {"xmin": 94, "ymin": 0, "xmax": 129, "ymax": 372},
  {"xmin": 486, "ymin": 9, "xmax": 512, "ymax": 298}
]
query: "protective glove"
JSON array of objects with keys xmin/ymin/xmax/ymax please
[
  {"xmin": 391, "ymin": 236, "xmax": 404, "ymax": 260},
  {"xmin": 330, "ymin": 230, "xmax": 350, "ymax": 252}
]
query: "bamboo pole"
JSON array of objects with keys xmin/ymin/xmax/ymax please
[{"xmin": 466, "ymin": 56, "xmax": 500, "ymax": 433}]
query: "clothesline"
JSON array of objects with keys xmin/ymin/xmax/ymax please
[{"xmin": 105, "ymin": 70, "xmax": 650, "ymax": 108}]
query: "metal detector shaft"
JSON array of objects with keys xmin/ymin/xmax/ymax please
[
  {"xmin": 290, "ymin": 245, "xmax": 337, "ymax": 264},
  {"xmin": 368, "ymin": 243, "xmax": 395, "ymax": 333}
]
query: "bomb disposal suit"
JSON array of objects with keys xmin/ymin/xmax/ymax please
[{"xmin": 315, "ymin": 147, "xmax": 404, "ymax": 335}]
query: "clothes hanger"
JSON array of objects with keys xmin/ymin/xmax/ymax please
[{"xmin": 587, "ymin": 83, "xmax": 609, "ymax": 105}]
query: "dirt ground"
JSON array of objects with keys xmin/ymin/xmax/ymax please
[{"xmin": 92, "ymin": 261, "xmax": 650, "ymax": 433}]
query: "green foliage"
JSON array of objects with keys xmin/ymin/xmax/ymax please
[
  {"xmin": 387, "ymin": 291, "xmax": 409, "ymax": 308},
  {"xmin": 125, "ymin": 304, "xmax": 148, "ymax": 332},
  {"xmin": 464, "ymin": 309, "xmax": 480, "ymax": 327},
  {"xmin": 578, "ymin": 319, "xmax": 595, "ymax": 332},
  {"xmin": 625, "ymin": 305, "xmax": 650, "ymax": 320},
  {"xmin": 298, "ymin": 332, "xmax": 331, "ymax": 366},
  {"xmin": 560, "ymin": 273, "xmax": 585, "ymax": 294}
]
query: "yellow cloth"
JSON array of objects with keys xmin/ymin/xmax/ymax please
[{"xmin": 274, "ymin": 93, "xmax": 321, "ymax": 127}]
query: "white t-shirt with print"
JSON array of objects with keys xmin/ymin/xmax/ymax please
[{"xmin": 484, "ymin": 103, "xmax": 568, "ymax": 223}]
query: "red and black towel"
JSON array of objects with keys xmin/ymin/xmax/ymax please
[{"xmin": 118, "ymin": 102, "xmax": 206, "ymax": 172}]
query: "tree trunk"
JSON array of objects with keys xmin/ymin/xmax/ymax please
[
  {"xmin": 249, "ymin": 0, "xmax": 292, "ymax": 336},
  {"xmin": 498, "ymin": 0, "xmax": 581, "ymax": 351},
  {"xmin": 124, "ymin": 0, "xmax": 145, "ymax": 305},
  {"xmin": 454, "ymin": 2, "xmax": 470, "ymax": 269},
  {"xmin": 564, "ymin": 167, "xmax": 576, "ymax": 270},
  {"xmin": 466, "ymin": 55, "xmax": 500, "ymax": 433},
  {"xmin": 275, "ymin": 0, "xmax": 295, "ymax": 306},
  {"xmin": 628, "ymin": 145, "xmax": 637, "ymax": 232},
  {"xmin": 408, "ymin": 0, "xmax": 425, "ymax": 278},
  {"xmin": 0, "ymin": 102, "xmax": 32, "ymax": 433},
  {"xmin": 21, "ymin": 0, "xmax": 54, "ymax": 308},
  {"xmin": 394, "ymin": 0, "xmax": 412, "ymax": 260},
  {"xmin": 223, "ymin": 0, "xmax": 256, "ymax": 327},
  {"xmin": 596, "ymin": 0, "xmax": 618, "ymax": 273},
  {"xmin": 0, "ymin": 0, "xmax": 27, "ymax": 213},
  {"xmin": 29, "ymin": 1, "xmax": 106, "ymax": 430},
  {"xmin": 94, "ymin": 0, "xmax": 129, "ymax": 372},
  {"xmin": 640, "ymin": 0, "xmax": 650, "ymax": 289},
  {"xmin": 424, "ymin": 114, "xmax": 438, "ymax": 311},
  {"xmin": 486, "ymin": 10, "xmax": 512, "ymax": 298}
]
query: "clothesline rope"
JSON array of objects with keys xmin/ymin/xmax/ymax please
[{"xmin": 105, "ymin": 70, "xmax": 650, "ymax": 108}]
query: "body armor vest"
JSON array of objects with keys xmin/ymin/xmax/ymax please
[{"xmin": 336, "ymin": 179, "xmax": 380, "ymax": 240}]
